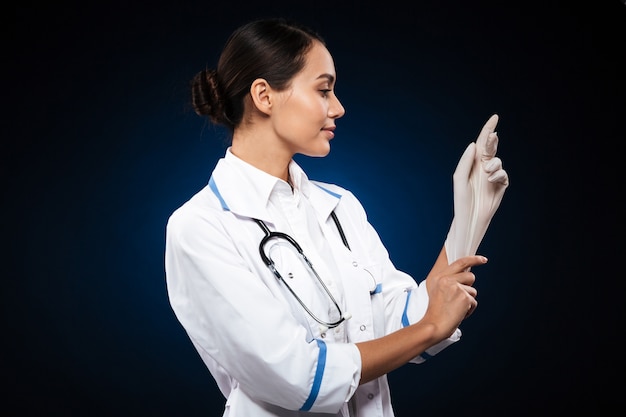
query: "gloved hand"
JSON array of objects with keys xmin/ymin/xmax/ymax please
[{"xmin": 445, "ymin": 114, "xmax": 509, "ymax": 263}]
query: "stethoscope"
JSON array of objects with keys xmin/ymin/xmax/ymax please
[{"xmin": 254, "ymin": 211, "xmax": 352, "ymax": 333}]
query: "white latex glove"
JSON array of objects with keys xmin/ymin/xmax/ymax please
[{"xmin": 445, "ymin": 114, "xmax": 509, "ymax": 263}]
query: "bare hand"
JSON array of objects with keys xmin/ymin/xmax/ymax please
[{"xmin": 424, "ymin": 255, "xmax": 487, "ymax": 340}]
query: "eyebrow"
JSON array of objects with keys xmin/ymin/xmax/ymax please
[{"xmin": 316, "ymin": 74, "xmax": 335, "ymax": 84}]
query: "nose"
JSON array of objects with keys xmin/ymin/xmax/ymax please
[{"xmin": 329, "ymin": 94, "xmax": 345, "ymax": 119}]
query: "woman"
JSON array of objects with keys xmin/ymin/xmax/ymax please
[{"xmin": 165, "ymin": 17, "xmax": 508, "ymax": 416}]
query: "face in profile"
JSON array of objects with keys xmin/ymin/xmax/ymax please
[{"xmin": 269, "ymin": 41, "xmax": 346, "ymax": 157}]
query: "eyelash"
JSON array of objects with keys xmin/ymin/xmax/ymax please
[{"xmin": 320, "ymin": 89, "xmax": 332, "ymax": 96}]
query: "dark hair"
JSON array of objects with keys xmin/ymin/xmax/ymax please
[{"xmin": 191, "ymin": 18, "xmax": 325, "ymax": 132}]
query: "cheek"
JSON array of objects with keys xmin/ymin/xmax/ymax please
[
  {"xmin": 292, "ymin": 95, "xmax": 325, "ymax": 118},
  {"xmin": 276, "ymin": 95, "xmax": 326, "ymax": 135}
]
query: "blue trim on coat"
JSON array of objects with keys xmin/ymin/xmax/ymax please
[
  {"xmin": 300, "ymin": 339, "xmax": 327, "ymax": 411},
  {"xmin": 401, "ymin": 289, "xmax": 430, "ymax": 361},
  {"xmin": 314, "ymin": 183, "xmax": 342, "ymax": 199},
  {"xmin": 209, "ymin": 176, "xmax": 230, "ymax": 211},
  {"xmin": 370, "ymin": 283, "xmax": 382, "ymax": 295},
  {"xmin": 401, "ymin": 289, "xmax": 412, "ymax": 327}
]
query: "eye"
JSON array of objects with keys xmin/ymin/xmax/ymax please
[{"xmin": 319, "ymin": 89, "xmax": 332, "ymax": 97}]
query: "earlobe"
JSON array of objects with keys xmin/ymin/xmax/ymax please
[{"xmin": 249, "ymin": 78, "xmax": 272, "ymax": 116}]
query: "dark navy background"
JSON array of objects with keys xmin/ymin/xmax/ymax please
[{"xmin": 6, "ymin": 1, "xmax": 624, "ymax": 415}]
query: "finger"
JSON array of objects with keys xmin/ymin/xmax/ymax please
[
  {"xmin": 452, "ymin": 255, "xmax": 488, "ymax": 272},
  {"xmin": 457, "ymin": 270, "xmax": 476, "ymax": 287},
  {"xmin": 475, "ymin": 114, "xmax": 499, "ymax": 160},
  {"xmin": 453, "ymin": 142, "xmax": 476, "ymax": 180},
  {"xmin": 465, "ymin": 298, "xmax": 478, "ymax": 318},
  {"xmin": 482, "ymin": 156, "xmax": 502, "ymax": 174},
  {"xmin": 482, "ymin": 132, "xmax": 499, "ymax": 161},
  {"xmin": 462, "ymin": 284, "xmax": 478, "ymax": 298},
  {"xmin": 487, "ymin": 169, "xmax": 509, "ymax": 186}
]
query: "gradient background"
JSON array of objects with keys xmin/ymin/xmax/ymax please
[{"xmin": 6, "ymin": 1, "xmax": 625, "ymax": 415}]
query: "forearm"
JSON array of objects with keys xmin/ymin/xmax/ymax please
[
  {"xmin": 356, "ymin": 247, "xmax": 449, "ymax": 384},
  {"xmin": 356, "ymin": 250, "xmax": 488, "ymax": 384},
  {"xmin": 355, "ymin": 321, "xmax": 439, "ymax": 384}
]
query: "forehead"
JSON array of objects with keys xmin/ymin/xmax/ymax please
[{"xmin": 298, "ymin": 41, "xmax": 337, "ymax": 82}]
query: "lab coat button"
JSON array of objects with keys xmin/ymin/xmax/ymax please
[
  {"xmin": 359, "ymin": 325, "xmax": 366, "ymax": 331},
  {"xmin": 352, "ymin": 261, "xmax": 358, "ymax": 267},
  {"xmin": 367, "ymin": 393, "xmax": 374, "ymax": 400}
]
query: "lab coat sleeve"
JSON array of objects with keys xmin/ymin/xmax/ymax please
[
  {"xmin": 334, "ymin": 188, "xmax": 461, "ymax": 363},
  {"xmin": 405, "ymin": 281, "xmax": 462, "ymax": 363},
  {"xmin": 165, "ymin": 199, "xmax": 360, "ymax": 413}
]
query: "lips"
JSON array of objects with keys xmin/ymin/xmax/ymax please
[{"xmin": 322, "ymin": 126, "xmax": 336, "ymax": 139}]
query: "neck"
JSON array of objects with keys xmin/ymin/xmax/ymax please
[{"xmin": 231, "ymin": 132, "xmax": 292, "ymax": 182}]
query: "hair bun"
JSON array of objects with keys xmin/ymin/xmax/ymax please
[{"xmin": 191, "ymin": 68, "xmax": 225, "ymax": 123}]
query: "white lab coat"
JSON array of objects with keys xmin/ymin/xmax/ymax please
[{"xmin": 165, "ymin": 149, "xmax": 461, "ymax": 416}]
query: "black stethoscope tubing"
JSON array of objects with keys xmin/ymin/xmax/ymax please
[{"xmin": 254, "ymin": 211, "xmax": 350, "ymax": 330}]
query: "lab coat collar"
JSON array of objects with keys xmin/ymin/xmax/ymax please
[{"xmin": 210, "ymin": 148, "xmax": 341, "ymax": 224}]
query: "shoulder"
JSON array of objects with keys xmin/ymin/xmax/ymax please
[
  {"xmin": 166, "ymin": 183, "xmax": 227, "ymax": 233},
  {"xmin": 310, "ymin": 180, "xmax": 365, "ymax": 212},
  {"xmin": 310, "ymin": 179, "xmax": 353, "ymax": 199}
]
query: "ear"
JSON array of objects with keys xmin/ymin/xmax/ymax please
[{"xmin": 249, "ymin": 78, "xmax": 273, "ymax": 116}]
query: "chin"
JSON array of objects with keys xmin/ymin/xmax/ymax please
[{"xmin": 303, "ymin": 146, "xmax": 331, "ymax": 158}]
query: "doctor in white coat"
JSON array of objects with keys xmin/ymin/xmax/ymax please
[{"xmin": 165, "ymin": 17, "xmax": 508, "ymax": 417}]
